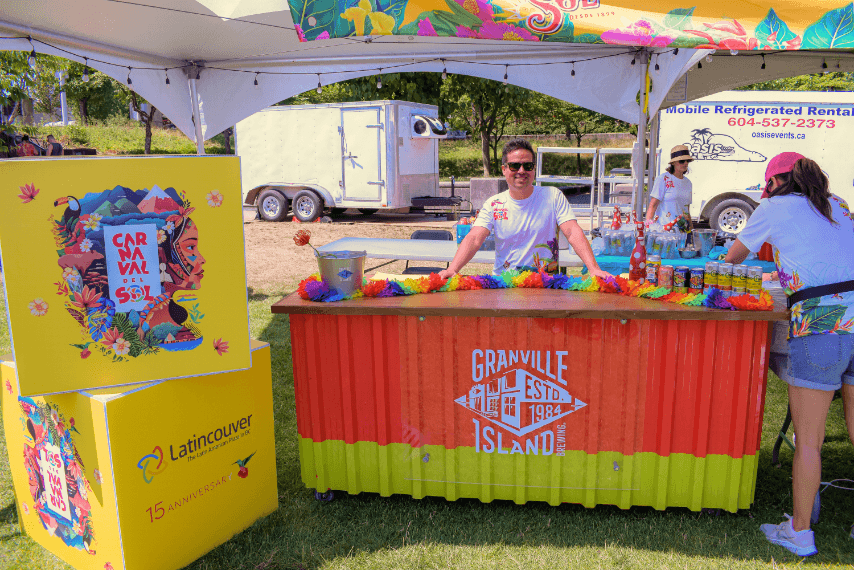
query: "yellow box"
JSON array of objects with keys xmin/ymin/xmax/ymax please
[
  {"xmin": 1, "ymin": 340, "xmax": 277, "ymax": 570},
  {"xmin": 0, "ymin": 156, "xmax": 251, "ymax": 395}
]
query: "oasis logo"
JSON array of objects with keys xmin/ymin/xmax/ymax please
[
  {"xmin": 456, "ymin": 350, "xmax": 586, "ymax": 455},
  {"xmin": 685, "ymin": 129, "xmax": 766, "ymax": 163},
  {"xmin": 137, "ymin": 446, "xmax": 169, "ymax": 484}
]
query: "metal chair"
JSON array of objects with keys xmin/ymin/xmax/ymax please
[{"xmin": 402, "ymin": 229, "xmax": 454, "ymax": 275}]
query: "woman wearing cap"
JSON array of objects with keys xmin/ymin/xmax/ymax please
[
  {"xmin": 645, "ymin": 145, "xmax": 693, "ymax": 228},
  {"xmin": 726, "ymin": 153, "xmax": 854, "ymax": 557}
]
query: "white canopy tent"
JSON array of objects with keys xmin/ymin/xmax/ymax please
[{"xmin": 3, "ymin": 1, "xmax": 854, "ymax": 218}]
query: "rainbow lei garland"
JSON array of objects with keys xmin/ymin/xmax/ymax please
[{"xmin": 297, "ymin": 271, "xmax": 774, "ymax": 311}]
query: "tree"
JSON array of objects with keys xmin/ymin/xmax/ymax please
[
  {"xmin": 1, "ymin": 51, "xmax": 37, "ymax": 124},
  {"xmin": 739, "ymin": 72, "xmax": 854, "ymax": 92},
  {"xmin": 524, "ymin": 93, "xmax": 622, "ymax": 174},
  {"xmin": 63, "ymin": 62, "xmax": 125, "ymax": 125},
  {"xmin": 442, "ymin": 76, "xmax": 526, "ymax": 176}
]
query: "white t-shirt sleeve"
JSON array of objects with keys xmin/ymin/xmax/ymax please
[
  {"xmin": 736, "ymin": 201, "xmax": 772, "ymax": 252},
  {"xmin": 553, "ymin": 189, "xmax": 576, "ymax": 225},
  {"xmin": 473, "ymin": 197, "xmax": 495, "ymax": 233},
  {"xmin": 650, "ymin": 173, "xmax": 667, "ymax": 201}
]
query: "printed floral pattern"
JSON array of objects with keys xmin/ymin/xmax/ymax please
[
  {"xmin": 29, "ymin": 298, "xmax": 49, "ymax": 316},
  {"xmin": 18, "ymin": 183, "xmax": 39, "ymax": 203},
  {"xmin": 214, "ymin": 338, "xmax": 230, "ymax": 355},
  {"xmin": 288, "ymin": 1, "xmax": 854, "ymax": 48},
  {"xmin": 18, "ymin": 397, "xmax": 96, "ymax": 553},
  {"xmin": 206, "ymin": 190, "xmax": 224, "ymax": 208}
]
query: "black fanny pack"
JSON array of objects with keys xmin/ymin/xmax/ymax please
[{"xmin": 787, "ymin": 279, "xmax": 854, "ymax": 309}]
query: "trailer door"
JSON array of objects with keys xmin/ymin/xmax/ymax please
[{"xmin": 341, "ymin": 108, "xmax": 384, "ymax": 202}]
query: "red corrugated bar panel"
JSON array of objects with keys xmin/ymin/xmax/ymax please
[
  {"xmin": 290, "ymin": 314, "xmax": 403, "ymax": 445},
  {"xmin": 291, "ymin": 314, "xmax": 770, "ymax": 459}
]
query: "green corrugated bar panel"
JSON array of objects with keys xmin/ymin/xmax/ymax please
[{"xmin": 299, "ymin": 438, "xmax": 759, "ymax": 512}]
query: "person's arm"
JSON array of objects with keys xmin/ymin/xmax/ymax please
[
  {"xmin": 438, "ymin": 226, "xmax": 489, "ymax": 279},
  {"xmin": 724, "ymin": 239, "xmax": 751, "ymax": 265},
  {"xmin": 645, "ymin": 197, "xmax": 661, "ymax": 224},
  {"xmin": 560, "ymin": 219, "xmax": 612, "ymax": 279}
]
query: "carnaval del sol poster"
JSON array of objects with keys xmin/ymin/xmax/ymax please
[{"xmin": 0, "ymin": 156, "xmax": 251, "ymax": 396}]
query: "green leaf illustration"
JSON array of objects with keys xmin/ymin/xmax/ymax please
[
  {"xmin": 663, "ymin": 8, "xmax": 695, "ymax": 32},
  {"xmin": 804, "ymin": 3, "xmax": 854, "ymax": 48},
  {"xmin": 805, "ymin": 304, "xmax": 849, "ymax": 333},
  {"xmin": 755, "ymin": 8, "xmax": 799, "ymax": 48}
]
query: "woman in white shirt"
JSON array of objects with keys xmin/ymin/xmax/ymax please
[
  {"xmin": 726, "ymin": 153, "xmax": 854, "ymax": 557},
  {"xmin": 645, "ymin": 145, "xmax": 693, "ymax": 228}
]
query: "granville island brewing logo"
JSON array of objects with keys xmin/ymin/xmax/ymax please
[{"xmin": 456, "ymin": 350, "xmax": 586, "ymax": 455}]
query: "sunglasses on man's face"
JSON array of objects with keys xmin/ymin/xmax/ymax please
[
  {"xmin": 505, "ymin": 161, "xmax": 535, "ymax": 172},
  {"xmin": 675, "ymin": 160, "xmax": 691, "ymax": 165}
]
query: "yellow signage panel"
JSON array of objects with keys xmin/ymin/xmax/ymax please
[
  {"xmin": 1, "ymin": 340, "xmax": 277, "ymax": 570},
  {"xmin": 0, "ymin": 157, "xmax": 251, "ymax": 396}
]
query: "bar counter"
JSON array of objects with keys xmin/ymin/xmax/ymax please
[{"xmin": 273, "ymin": 289, "xmax": 788, "ymax": 512}]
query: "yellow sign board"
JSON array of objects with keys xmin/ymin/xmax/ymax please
[
  {"xmin": 1, "ymin": 340, "xmax": 277, "ymax": 570},
  {"xmin": 0, "ymin": 157, "xmax": 251, "ymax": 395}
]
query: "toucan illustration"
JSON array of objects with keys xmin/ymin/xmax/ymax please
[{"xmin": 54, "ymin": 196, "xmax": 81, "ymax": 233}]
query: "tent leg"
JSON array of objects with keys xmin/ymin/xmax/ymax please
[
  {"xmin": 646, "ymin": 112, "xmax": 660, "ymax": 216},
  {"xmin": 188, "ymin": 76, "xmax": 205, "ymax": 155},
  {"xmin": 633, "ymin": 51, "xmax": 649, "ymax": 223}
]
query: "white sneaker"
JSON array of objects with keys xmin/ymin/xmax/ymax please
[{"xmin": 760, "ymin": 514, "xmax": 817, "ymax": 556}]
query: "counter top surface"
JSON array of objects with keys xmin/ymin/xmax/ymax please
[{"xmin": 273, "ymin": 288, "xmax": 789, "ymax": 321}]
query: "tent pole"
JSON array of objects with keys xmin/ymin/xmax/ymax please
[
  {"xmin": 633, "ymin": 51, "xmax": 649, "ymax": 222},
  {"xmin": 646, "ymin": 112, "xmax": 660, "ymax": 215},
  {"xmin": 188, "ymin": 75, "xmax": 205, "ymax": 155}
]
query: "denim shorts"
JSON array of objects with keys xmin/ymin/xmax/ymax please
[{"xmin": 783, "ymin": 334, "xmax": 854, "ymax": 391}]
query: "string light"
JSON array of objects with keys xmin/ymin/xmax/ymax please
[
  {"xmin": 761, "ymin": 55, "xmax": 766, "ymax": 70},
  {"xmin": 705, "ymin": 54, "xmax": 713, "ymax": 63},
  {"xmin": 254, "ymin": 72, "xmax": 259, "ymax": 89},
  {"xmin": 698, "ymin": 61, "xmax": 703, "ymax": 69},
  {"xmin": 674, "ymin": 48, "xmax": 679, "ymax": 56},
  {"xmin": 82, "ymin": 58, "xmax": 90, "ymax": 82},
  {"xmin": 377, "ymin": 69, "xmax": 382, "ymax": 89},
  {"xmin": 571, "ymin": 62, "xmax": 575, "ymax": 77},
  {"xmin": 441, "ymin": 58, "xmax": 447, "ymax": 81},
  {"xmin": 165, "ymin": 68, "xmax": 170, "ymax": 86},
  {"xmin": 126, "ymin": 67, "xmax": 133, "ymax": 91},
  {"xmin": 730, "ymin": 49, "xmax": 738, "ymax": 55},
  {"xmin": 316, "ymin": 74, "xmax": 322, "ymax": 94},
  {"xmin": 503, "ymin": 64, "xmax": 508, "ymax": 86},
  {"xmin": 631, "ymin": 56, "xmax": 636, "ymax": 65},
  {"xmin": 196, "ymin": 67, "xmax": 201, "ymax": 80},
  {"xmin": 654, "ymin": 55, "xmax": 659, "ymax": 71}
]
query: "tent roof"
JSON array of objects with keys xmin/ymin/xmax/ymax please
[{"xmin": 2, "ymin": 2, "xmax": 853, "ymax": 141}]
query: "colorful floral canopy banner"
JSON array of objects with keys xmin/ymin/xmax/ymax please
[{"xmin": 289, "ymin": 0, "xmax": 854, "ymax": 49}]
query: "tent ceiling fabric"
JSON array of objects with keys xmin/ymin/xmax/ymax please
[{"xmin": 0, "ymin": 2, "xmax": 852, "ymax": 142}]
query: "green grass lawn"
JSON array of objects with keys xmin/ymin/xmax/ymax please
[{"xmin": 2, "ymin": 282, "xmax": 854, "ymax": 569}]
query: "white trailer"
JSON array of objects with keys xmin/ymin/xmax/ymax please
[
  {"xmin": 236, "ymin": 100, "xmax": 448, "ymax": 222},
  {"xmin": 657, "ymin": 90, "xmax": 854, "ymax": 234}
]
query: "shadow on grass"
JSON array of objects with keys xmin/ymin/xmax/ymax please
[{"xmin": 180, "ymin": 296, "xmax": 854, "ymax": 570}]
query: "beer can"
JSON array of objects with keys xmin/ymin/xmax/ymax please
[
  {"xmin": 732, "ymin": 264, "xmax": 748, "ymax": 295},
  {"xmin": 717, "ymin": 263, "xmax": 733, "ymax": 297},
  {"xmin": 704, "ymin": 261, "xmax": 719, "ymax": 294},
  {"xmin": 673, "ymin": 266, "xmax": 689, "ymax": 293},
  {"xmin": 689, "ymin": 268, "xmax": 705, "ymax": 294},
  {"xmin": 747, "ymin": 266, "xmax": 763, "ymax": 295},
  {"xmin": 646, "ymin": 255, "xmax": 661, "ymax": 285},
  {"xmin": 658, "ymin": 265, "xmax": 674, "ymax": 291}
]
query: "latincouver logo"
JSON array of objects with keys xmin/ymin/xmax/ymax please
[
  {"xmin": 137, "ymin": 446, "xmax": 169, "ymax": 484},
  {"xmin": 685, "ymin": 128, "xmax": 766, "ymax": 162},
  {"xmin": 456, "ymin": 350, "xmax": 586, "ymax": 455},
  {"xmin": 137, "ymin": 413, "xmax": 253, "ymax": 482}
]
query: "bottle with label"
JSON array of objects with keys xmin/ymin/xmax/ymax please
[
  {"xmin": 628, "ymin": 221, "xmax": 647, "ymax": 283},
  {"xmin": 610, "ymin": 206, "xmax": 622, "ymax": 229}
]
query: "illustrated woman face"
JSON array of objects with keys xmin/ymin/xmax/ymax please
[{"xmin": 171, "ymin": 219, "xmax": 205, "ymax": 290}]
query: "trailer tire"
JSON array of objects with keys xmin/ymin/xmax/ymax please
[
  {"xmin": 709, "ymin": 198, "xmax": 754, "ymax": 235},
  {"xmin": 257, "ymin": 189, "xmax": 289, "ymax": 222},
  {"xmin": 293, "ymin": 190, "xmax": 323, "ymax": 222},
  {"xmin": 358, "ymin": 208, "xmax": 378, "ymax": 215}
]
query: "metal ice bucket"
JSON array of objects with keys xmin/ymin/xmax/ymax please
[{"xmin": 316, "ymin": 250, "xmax": 366, "ymax": 296}]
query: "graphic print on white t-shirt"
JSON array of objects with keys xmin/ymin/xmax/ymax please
[{"xmin": 650, "ymin": 172, "xmax": 692, "ymax": 227}]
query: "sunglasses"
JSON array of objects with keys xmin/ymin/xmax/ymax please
[
  {"xmin": 675, "ymin": 160, "xmax": 692, "ymax": 164},
  {"xmin": 505, "ymin": 161, "xmax": 535, "ymax": 172}
]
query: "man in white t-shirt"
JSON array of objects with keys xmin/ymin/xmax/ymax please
[{"xmin": 439, "ymin": 139, "xmax": 612, "ymax": 279}]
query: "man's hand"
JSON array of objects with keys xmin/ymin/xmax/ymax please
[
  {"xmin": 438, "ymin": 268, "xmax": 456, "ymax": 280},
  {"xmin": 588, "ymin": 268, "xmax": 614, "ymax": 280}
]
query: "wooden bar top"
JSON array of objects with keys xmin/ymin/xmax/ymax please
[{"xmin": 273, "ymin": 288, "xmax": 789, "ymax": 321}]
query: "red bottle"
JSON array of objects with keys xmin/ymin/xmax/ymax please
[
  {"xmin": 629, "ymin": 221, "xmax": 647, "ymax": 283},
  {"xmin": 610, "ymin": 206, "xmax": 622, "ymax": 229}
]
